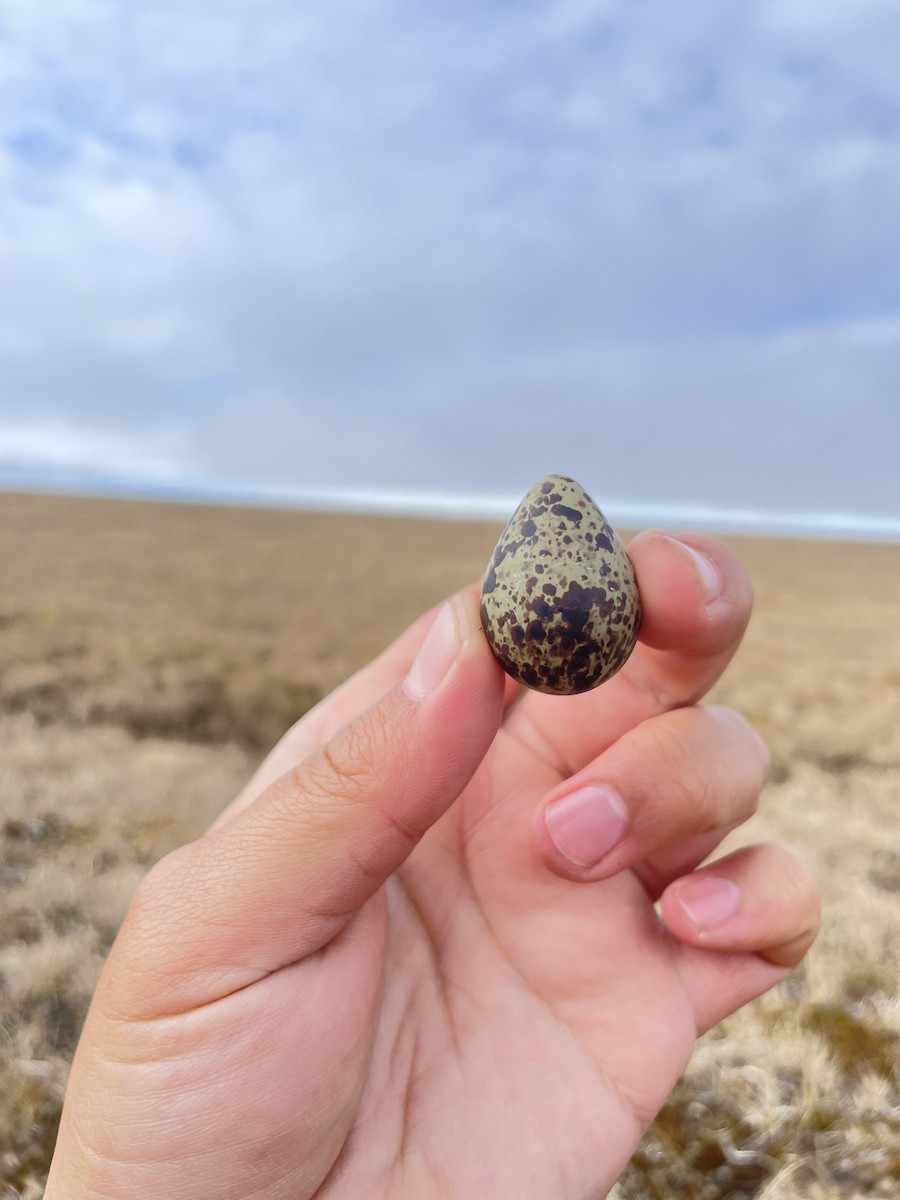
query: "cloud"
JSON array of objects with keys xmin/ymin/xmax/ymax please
[
  {"xmin": 0, "ymin": 0, "xmax": 898, "ymax": 518},
  {"xmin": 0, "ymin": 415, "xmax": 189, "ymax": 481}
]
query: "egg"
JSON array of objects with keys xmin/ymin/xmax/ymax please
[{"xmin": 479, "ymin": 474, "xmax": 641, "ymax": 695}]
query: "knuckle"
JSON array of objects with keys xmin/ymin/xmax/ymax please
[
  {"xmin": 708, "ymin": 705, "xmax": 771, "ymax": 783},
  {"xmin": 762, "ymin": 927, "xmax": 818, "ymax": 969},
  {"xmin": 631, "ymin": 719, "xmax": 718, "ymax": 827},
  {"xmin": 125, "ymin": 846, "xmax": 188, "ymax": 927},
  {"xmin": 759, "ymin": 840, "xmax": 822, "ymax": 947},
  {"xmin": 294, "ymin": 701, "xmax": 407, "ymax": 815},
  {"xmin": 302, "ymin": 729, "xmax": 374, "ymax": 804},
  {"xmin": 776, "ymin": 842, "xmax": 821, "ymax": 902},
  {"xmin": 112, "ymin": 844, "xmax": 199, "ymax": 973}
]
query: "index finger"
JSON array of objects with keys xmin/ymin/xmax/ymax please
[{"xmin": 502, "ymin": 531, "xmax": 754, "ymax": 776}]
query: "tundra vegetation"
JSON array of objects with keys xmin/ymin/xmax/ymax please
[{"xmin": 0, "ymin": 493, "xmax": 897, "ymax": 1199}]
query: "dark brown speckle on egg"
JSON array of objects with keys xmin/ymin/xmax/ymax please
[{"xmin": 479, "ymin": 474, "xmax": 642, "ymax": 696}]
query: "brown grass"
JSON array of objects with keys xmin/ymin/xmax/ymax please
[{"xmin": 0, "ymin": 491, "xmax": 898, "ymax": 1198}]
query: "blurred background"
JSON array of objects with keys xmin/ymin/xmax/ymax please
[{"xmin": 1, "ymin": 0, "xmax": 899, "ymax": 533}]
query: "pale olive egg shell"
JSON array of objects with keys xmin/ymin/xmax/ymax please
[{"xmin": 479, "ymin": 474, "xmax": 641, "ymax": 696}]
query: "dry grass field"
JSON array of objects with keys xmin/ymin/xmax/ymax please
[{"xmin": 0, "ymin": 491, "xmax": 898, "ymax": 1199}]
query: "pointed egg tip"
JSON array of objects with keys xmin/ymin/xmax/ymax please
[{"xmin": 480, "ymin": 474, "xmax": 641, "ymax": 696}]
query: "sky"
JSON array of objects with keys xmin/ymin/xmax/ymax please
[{"xmin": 1, "ymin": 0, "xmax": 899, "ymax": 532}]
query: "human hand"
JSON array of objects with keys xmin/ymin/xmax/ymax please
[{"xmin": 46, "ymin": 532, "xmax": 820, "ymax": 1200}]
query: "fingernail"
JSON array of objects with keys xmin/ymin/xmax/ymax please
[
  {"xmin": 666, "ymin": 537, "xmax": 722, "ymax": 604},
  {"xmin": 677, "ymin": 876, "xmax": 740, "ymax": 930},
  {"xmin": 405, "ymin": 600, "xmax": 460, "ymax": 698},
  {"xmin": 545, "ymin": 786, "xmax": 628, "ymax": 868}
]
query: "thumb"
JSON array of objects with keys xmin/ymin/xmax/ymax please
[{"xmin": 108, "ymin": 591, "xmax": 505, "ymax": 1016}]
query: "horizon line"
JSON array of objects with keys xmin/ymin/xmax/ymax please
[{"xmin": 2, "ymin": 473, "xmax": 900, "ymax": 541}]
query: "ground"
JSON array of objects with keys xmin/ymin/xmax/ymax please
[{"xmin": 0, "ymin": 492, "xmax": 897, "ymax": 1198}]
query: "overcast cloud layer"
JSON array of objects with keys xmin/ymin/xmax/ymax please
[{"xmin": 1, "ymin": 0, "xmax": 899, "ymax": 523}]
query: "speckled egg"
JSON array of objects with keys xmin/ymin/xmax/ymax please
[{"xmin": 479, "ymin": 474, "xmax": 641, "ymax": 695}]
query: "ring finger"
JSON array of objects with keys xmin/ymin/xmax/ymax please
[{"xmin": 535, "ymin": 704, "xmax": 770, "ymax": 898}]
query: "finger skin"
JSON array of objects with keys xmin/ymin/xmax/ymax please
[
  {"xmin": 662, "ymin": 842, "xmax": 821, "ymax": 966},
  {"xmin": 536, "ymin": 705, "xmax": 770, "ymax": 893},
  {"xmin": 662, "ymin": 842, "xmax": 821, "ymax": 1033},
  {"xmin": 630, "ymin": 531, "xmax": 751, "ymax": 657},
  {"xmin": 217, "ymin": 530, "xmax": 750, "ymax": 831},
  {"xmin": 505, "ymin": 531, "xmax": 754, "ymax": 775},
  {"xmin": 210, "ymin": 597, "xmax": 457, "ymax": 831},
  {"xmin": 211, "ymin": 584, "xmax": 520, "ymax": 832},
  {"xmin": 662, "ymin": 841, "xmax": 821, "ymax": 1036},
  {"xmin": 109, "ymin": 591, "xmax": 506, "ymax": 1019}
]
